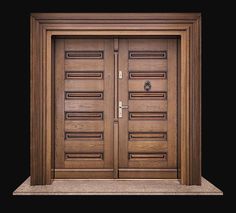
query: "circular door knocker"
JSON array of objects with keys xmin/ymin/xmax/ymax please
[{"xmin": 144, "ymin": 80, "xmax": 151, "ymax": 91}]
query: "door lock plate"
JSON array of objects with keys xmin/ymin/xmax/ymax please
[
  {"xmin": 119, "ymin": 71, "xmax": 123, "ymax": 79},
  {"xmin": 119, "ymin": 101, "xmax": 128, "ymax": 118}
]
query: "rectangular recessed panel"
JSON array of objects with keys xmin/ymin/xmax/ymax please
[
  {"xmin": 129, "ymin": 51, "xmax": 167, "ymax": 59},
  {"xmin": 65, "ymin": 112, "xmax": 103, "ymax": 120},
  {"xmin": 65, "ymin": 153, "xmax": 103, "ymax": 160},
  {"xmin": 65, "ymin": 51, "xmax": 103, "ymax": 59},
  {"xmin": 129, "ymin": 112, "xmax": 167, "ymax": 120},
  {"xmin": 65, "ymin": 92, "xmax": 103, "ymax": 100},
  {"xmin": 129, "ymin": 132, "xmax": 167, "ymax": 141},
  {"xmin": 129, "ymin": 153, "xmax": 167, "ymax": 160},
  {"xmin": 65, "ymin": 132, "xmax": 103, "ymax": 140},
  {"xmin": 129, "ymin": 92, "xmax": 167, "ymax": 100},
  {"xmin": 129, "ymin": 71, "xmax": 167, "ymax": 79},
  {"xmin": 65, "ymin": 71, "xmax": 103, "ymax": 80}
]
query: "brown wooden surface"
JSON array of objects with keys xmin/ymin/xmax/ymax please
[
  {"xmin": 118, "ymin": 39, "xmax": 129, "ymax": 168},
  {"xmin": 118, "ymin": 38, "xmax": 178, "ymax": 177},
  {"xmin": 54, "ymin": 38, "xmax": 114, "ymax": 178},
  {"xmin": 30, "ymin": 13, "xmax": 201, "ymax": 185}
]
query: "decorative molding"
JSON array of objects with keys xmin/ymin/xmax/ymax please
[
  {"xmin": 65, "ymin": 132, "xmax": 103, "ymax": 140},
  {"xmin": 129, "ymin": 51, "xmax": 167, "ymax": 59},
  {"xmin": 129, "ymin": 71, "xmax": 167, "ymax": 80},
  {"xmin": 129, "ymin": 153, "xmax": 167, "ymax": 160},
  {"xmin": 30, "ymin": 13, "xmax": 201, "ymax": 185},
  {"xmin": 129, "ymin": 91, "xmax": 167, "ymax": 100},
  {"xmin": 65, "ymin": 91, "xmax": 103, "ymax": 100},
  {"xmin": 65, "ymin": 51, "xmax": 103, "ymax": 59},
  {"xmin": 129, "ymin": 132, "xmax": 167, "ymax": 141},
  {"xmin": 65, "ymin": 153, "xmax": 103, "ymax": 160},
  {"xmin": 129, "ymin": 112, "xmax": 167, "ymax": 120},
  {"xmin": 65, "ymin": 71, "xmax": 103, "ymax": 80},
  {"xmin": 65, "ymin": 112, "xmax": 103, "ymax": 120}
]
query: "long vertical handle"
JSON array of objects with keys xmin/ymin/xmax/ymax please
[{"xmin": 114, "ymin": 50, "xmax": 118, "ymax": 120}]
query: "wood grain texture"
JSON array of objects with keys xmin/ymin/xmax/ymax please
[
  {"xmin": 129, "ymin": 100, "xmax": 167, "ymax": 112},
  {"xmin": 103, "ymin": 39, "xmax": 114, "ymax": 168},
  {"xmin": 129, "ymin": 80, "xmax": 167, "ymax": 91},
  {"xmin": 65, "ymin": 141, "xmax": 104, "ymax": 153},
  {"xmin": 128, "ymin": 141, "xmax": 167, "ymax": 153},
  {"xmin": 65, "ymin": 80, "xmax": 104, "ymax": 91},
  {"xmin": 30, "ymin": 13, "xmax": 201, "ymax": 185},
  {"xmin": 167, "ymin": 39, "xmax": 177, "ymax": 168},
  {"xmin": 118, "ymin": 39, "xmax": 129, "ymax": 168},
  {"xmin": 191, "ymin": 18, "xmax": 201, "ymax": 185},
  {"xmin": 129, "ymin": 112, "xmax": 167, "ymax": 120},
  {"xmin": 118, "ymin": 38, "xmax": 178, "ymax": 178},
  {"xmin": 54, "ymin": 39, "xmax": 65, "ymax": 169},
  {"xmin": 30, "ymin": 16, "xmax": 43, "ymax": 185},
  {"xmin": 54, "ymin": 38, "xmax": 114, "ymax": 177},
  {"xmin": 65, "ymin": 121, "xmax": 104, "ymax": 131}
]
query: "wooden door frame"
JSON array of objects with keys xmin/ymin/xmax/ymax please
[{"xmin": 30, "ymin": 13, "xmax": 201, "ymax": 185}]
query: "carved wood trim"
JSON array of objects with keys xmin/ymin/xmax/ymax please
[
  {"xmin": 30, "ymin": 13, "xmax": 201, "ymax": 185},
  {"xmin": 129, "ymin": 91, "xmax": 167, "ymax": 100},
  {"xmin": 129, "ymin": 132, "xmax": 167, "ymax": 141},
  {"xmin": 65, "ymin": 71, "xmax": 103, "ymax": 80},
  {"xmin": 65, "ymin": 112, "xmax": 103, "ymax": 120},
  {"xmin": 129, "ymin": 112, "xmax": 167, "ymax": 120},
  {"xmin": 129, "ymin": 51, "xmax": 167, "ymax": 59},
  {"xmin": 65, "ymin": 153, "xmax": 103, "ymax": 160},
  {"xmin": 129, "ymin": 71, "xmax": 167, "ymax": 80},
  {"xmin": 65, "ymin": 91, "xmax": 103, "ymax": 100},
  {"xmin": 65, "ymin": 51, "xmax": 103, "ymax": 59},
  {"xmin": 129, "ymin": 153, "xmax": 167, "ymax": 160},
  {"xmin": 65, "ymin": 132, "xmax": 103, "ymax": 140}
]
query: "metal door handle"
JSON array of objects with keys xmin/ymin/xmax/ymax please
[
  {"xmin": 144, "ymin": 80, "xmax": 151, "ymax": 91},
  {"xmin": 119, "ymin": 101, "xmax": 128, "ymax": 117}
]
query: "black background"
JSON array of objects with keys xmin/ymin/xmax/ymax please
[{"xmin": 1, "ymin": 0, "xmax": 233, "ymax": 210}]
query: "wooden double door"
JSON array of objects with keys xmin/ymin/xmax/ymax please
[{"xmin": 55, "ymin": 37, "xmax": 178, "ymax": 179}]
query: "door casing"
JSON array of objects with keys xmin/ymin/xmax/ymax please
[{"xmin": 30, "ymin": 13, "xmax": 201, "ymax": 185}]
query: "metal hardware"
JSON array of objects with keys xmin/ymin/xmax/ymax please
[
  {"xmin": 119, "ymin": 70, "xmax": 123, "ymax": 79},
  {"xmin": 144, "ymin": 80, "xmax": 151, "ymax": 91},
  {"xmin": 119, "ymin": 101, "xmax": 128, "ymax": 118}
]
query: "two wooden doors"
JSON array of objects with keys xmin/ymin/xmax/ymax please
[{"xmin": 55, "ymin": 38, "xmax": 178, "ymax": 179}]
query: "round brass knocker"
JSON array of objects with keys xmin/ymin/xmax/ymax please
[{"xmin": 144, "ymin": 80, "xmax": 151, "ymax": 91}]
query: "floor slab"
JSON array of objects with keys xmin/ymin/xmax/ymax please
[{"xmin": 13, "ymin": 177, "xmax": 222, "ymax": 195}]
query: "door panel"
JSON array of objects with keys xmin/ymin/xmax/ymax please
[
  {"xmin": 54, "ymin": 37, "xmax": 178, "ymax": 179},
  {"xmin": 55, "ymin": 39, "xmax": 114, "ymax": 178},
  {"xmin": 118, "ymin": 39, "xmax": 177, "ymax": 178}
]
